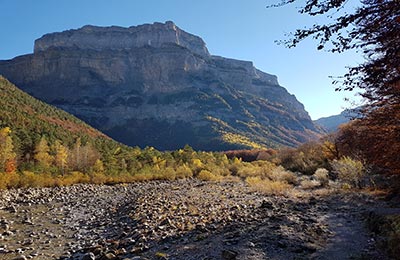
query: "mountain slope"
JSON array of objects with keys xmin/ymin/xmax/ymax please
[
  {"xmin": 0, "ymin": 76, "xmax": 126, "ymax": 159},
  {"xmin": 0, "ymin": 22, "xmax": 322, "ymax": 150},
  {"xmin": 314, "ymin": 109, "xmax": 358, "ymax": 132}
]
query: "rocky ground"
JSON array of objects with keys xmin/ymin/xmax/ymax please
[{"xmin": 0, "ymin": 179, "xmax": 391, "ymax": 260}]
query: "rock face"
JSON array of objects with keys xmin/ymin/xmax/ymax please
[
  {"xmin": 34, "ymin": 21, "xmax": 210, "ymax": 57},
  {"xmin": 0, "ymin": 21, "xmax": 322, "ymax": 150}
]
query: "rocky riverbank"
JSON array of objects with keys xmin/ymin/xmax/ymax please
[{"xmin": 0, "ymin": 179, "xmax": 389, "ymax": 259}]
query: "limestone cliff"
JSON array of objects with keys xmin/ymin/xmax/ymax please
[
  {"xmin": 0, "ymin": 22, "xmax": 322, "ymax": 150},
  {"xmin": 34, "ymin": 21, "xmax": 209, "ymax": 57}
]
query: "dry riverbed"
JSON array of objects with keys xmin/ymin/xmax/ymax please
[{"xmin": 0, "ymin": 179, "xmax": 390, "ymax": 259}]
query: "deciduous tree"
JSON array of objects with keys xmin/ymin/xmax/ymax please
[
  {"xmin": 272, "ymin": 0, "xmax": 400, "ymax": 173},
  {"xmin": 0, "ymin": 127, "xmax": 16, "ymax": 172},
  {"xmin": 34, "ymin": 136, "xmax": 53, "ymax": 168},
  {"xmin": 54, "ymin": 140, "xmax": 68, "ymax": 174}
]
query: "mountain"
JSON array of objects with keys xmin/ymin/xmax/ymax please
[
  {"xmin": 314, "ymin": 109, "xmax": 358, "ymax": 132},
  {"xmin": 0, "ymin": 76, "xmax": 126, "ymax": 159},
  {"xmin": 0, "ymin": 21, "xmax": 322, "ymax": 150}
]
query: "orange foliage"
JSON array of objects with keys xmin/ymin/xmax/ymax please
[
  {"xmin": 5, "ymin": 159, "xmax": 16, "ymax": 173},
  {"xmin": 337, "ymin": 105, "xmax": 400, "ymax": 174}
]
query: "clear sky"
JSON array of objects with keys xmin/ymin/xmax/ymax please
[{"xmin": 0, "ymin": 0, "xmax": 363, "ymax": 119}]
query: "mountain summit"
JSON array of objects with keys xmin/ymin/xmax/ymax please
[
  {"xmin": 34, "ymin": 21, "xmax": 210, "ymax": 57},
  {"xmin": 0, "ymin": 22, "xmax": 322, "ymax": 150}
]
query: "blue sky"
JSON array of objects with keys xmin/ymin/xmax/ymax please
[{"xmin": 0, "ymin": 0, "xmax": 363, "ymax": 119}]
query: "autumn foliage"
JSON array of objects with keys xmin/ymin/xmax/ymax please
[{"xmin": 337, "ymin": 109, "xmax": 400, "ymax": 174}]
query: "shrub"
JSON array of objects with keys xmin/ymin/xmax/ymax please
[
  {"xmin": 16, "ymin": 171, "xmax": 61, "ymax": 188},
  {"xmin": 90, "ymin": 173, "xmax": 110, "ymax": 184},
  {"xmin": 277, "ymin": 142, "xmax": 329, "ymax": 175},
  {"xmin": 209, "ymin": 164, "xmax": 231, "ymax": 177},
  {"xmin": 175, "ymin": 164, "xmax": 193, "ymax": 179},
  {"xmin": 367, "ymin": 212, "xmax": 400, "ymax": 259},
  {"xmin": 160, "ymin": 167, "xmax": 176, "ymax": 181},
  {"xmin": 246, "ymin": 176, "xmax": 291, "ymax": 195},
  {"xmin": 237, "ymin": 161, "xmax": 276, "ymax": 179},
  {"xmin": 300, "ymin": 179, "xmax": 320, "ymax": 190},
  {"xmin": 60, "ymin": 171, "xmax": 90, "ymax": 186},
  {"xmin": 314, "ymin": 168, "xmax": 330, "ymax": 187},
  {"xmin": 331, "ymin": 157, "xmax": 364, "ymax": 188},
  {"xmin": 197, "ymin": 170, "xmax": 221, "ymax": 181},
  {"xmin": 0, "ymin": 172, "xmax": 20, "ymax": 189},
  {"xmin": 270, "ymin": 166, "xmax": 298, "ymax": 185}
]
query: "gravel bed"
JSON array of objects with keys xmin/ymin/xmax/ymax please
[{"xmin": 0, "ymin": 179, "xmax": 388, "ymax": 259}]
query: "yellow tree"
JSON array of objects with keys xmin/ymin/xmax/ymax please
[
  {"xmin": 0, "ymin": 127, "xmax": 16, "ymax": 172},
  {"xmin": 54, "ymin": 140, "xmax": 68, "ymax": 174},
  {"xmin": 34, "ymin": 136, "xmax": 53, "ymax": 168},
  {"xmin": 93, "ymin": 159, "xmax": 104, "ymax": 174}
]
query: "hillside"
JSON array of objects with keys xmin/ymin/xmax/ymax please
[
  {"xmin": 0, "ymin": 22, "xmax": 322, "ymax": 150},
  {"xmin": 0, "ymin": 76, "xmax": 128, "ymax": 170}
]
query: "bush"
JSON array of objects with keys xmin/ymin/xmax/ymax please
[
  {"xmin": 277, "ymin": 142, "xmax": 329, "ymax": 175},
  {"xmin": 0, "ymin": 172, "xmax": 20, "ymax": 189},
  {"xmin": 246, "ymin": 176, "xmax": 291, "ymax": 195},
  {"xmin": 90, "ymin": 173, "xmax": 110, "ymax": 184},
  {"xmin": 160, "ymin": 167, "xmax": 176, "ymax": 181},
  {"xmin": 197, "ymin": 170, "xmax": 221, "ymax": 181},
  {"xmin": 314, "ymin": 168, "xmax": 330, "ymax": 187},
  {"xmin": 331, "ymin": 157, "xmax": 364, "ymax": 188},
  {"xmin": 300, "ymin": 179, "xmax": 320, "ymax": 190},
  {"xmin": 60, "ymin": 171, "xmax": 90, "ymax": 186},
  {"xmin": 270, "ymin": 166, "xmax": 298, "ymax": 185},
  {"xmin": 175, "ymin": 165, "xmax": 193, "ymax": 179},
  {"xmin": 237, "ymin": 161, "xmax": 275, "ymax": 179}
]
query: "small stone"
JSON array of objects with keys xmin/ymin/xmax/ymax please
[
  {"xmin": 93, "ymin": 247, "xmax": 103, "ymax": 255},
  {"xmin": 29, "ymin": 252, "xmax": 39, "ymax": 257},
  {"xmin": 3, "ymin": 230, "xmax": 14, "ymax": 236},
  {"xmin": 82, "ymin": 252, "xmax": 95, "ymax": 260},
  {"xmin": 1, "ymin": 224, "xmax": 10, "ymax": 231},
  {"xmin": 260, "ymin": 200, "xmax": 274, "ymax": 209},
  {"xmin": 100, "ymin": 252, "xmax": 117, "ymax": 260},
  {"xmin": 22, "ymin": 239, "xmax": 34, "ymax": 246},
  {"xmin": 221, "ymin": 249, "xmax": 238, "ymax": 260},
  {"xmin": 23, "ymin": 218, "xmax": 34, "ymax": 225},
  {"xmin": 277, "ymin": 241, "xmax": 287, "ymax": 248}
]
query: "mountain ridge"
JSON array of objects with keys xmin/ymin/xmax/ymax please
[
  {"xmin": 0, "ymin": 21, "xmax": 322, "ymax": 150},
  {"xmin": 314, "ymin": 108, "xmax": 359, "ymax": 132}
]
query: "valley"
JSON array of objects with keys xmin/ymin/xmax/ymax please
[{"xmin": 0, "ymin": 13, "xmax": 398, "ymax": 260}]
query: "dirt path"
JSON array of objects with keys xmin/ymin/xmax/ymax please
[{"xmin": 0, "ymin": 180, "xmax": 389, "ymax": 260}]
